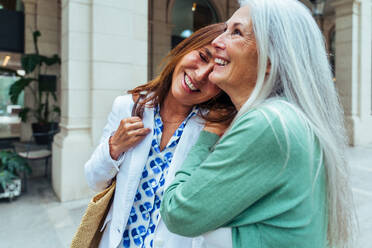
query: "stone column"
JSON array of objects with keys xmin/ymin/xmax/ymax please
[
  {"xmin": 53, "ymin": 0, "xmax": 147, "ymax": 201},
  {"xmin": 332, "ymin": 0, "xmax": 372, "ymax": 146},
  {"xmin": 52, "ymin": 0, "xmax": 93, "ymax": 201},
  {"xmin": 90, "ymin": 0, "xmax": 148, "ymax": 145}
]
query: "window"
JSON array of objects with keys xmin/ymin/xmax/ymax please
[
  {"xmin": 0, "ymin": 0, "xmax": 24, "ymax": 11},
  {"xmin": 0, "ymin": 72, "xmax": 23, "ymax": 139},
  {"xmin": 171, "ymin": 0, "xmax": 219, "ymax": 48},
  {"xmin": 0, "ymin": 0, "xmax": 24, "ymax": 53},
  {"xmin": 0, "ymin": 0, "xmax": 24, "ymax": 138}
]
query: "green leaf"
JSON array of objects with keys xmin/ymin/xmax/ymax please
[
  {"xmin": 8, "ymin": 156, "xmax": 31, "ymax": 176},
  {"xmin": 0, "ymin": 151, "xmax": 31, "ymax": 180},
  {"xmin": 40, "ymin": 54, "xmax": 61, "ymax": 66},
  {"xmin": 51, "ymin": 92, "xmax": 57, "ymax": 101},
  {"xmin": 33, "ymin": 30, "xmax": 41, "ymax": 40},
  {"xmin": 18, "ymin": 107, "xmax": 31, "ymax": 122},
  {"xmin": 8, "ymin": 78, "xmax": 34, "ymax": 104},
  {"xmin": 0, "ymin": 151, "xmax": 11, "ymax": 165},
  {"xmin": 53, "ymin": 105, "xmax": 61, "ymax": 116},
  {"xmin": 0, "ymin": 171, "xmax": 17, "ymax": 190},
  {"xmin": 21, "ymin": 54, "xmax": 41, "ymax": 73}
]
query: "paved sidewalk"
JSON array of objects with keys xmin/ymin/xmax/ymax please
[
  {"xmin": 0, "ymin": 178, "xmax": 91, "ymax": 248},
  {"xmin": 0, "ymin": 144, "xmax": 371, "ymax": 248},
  {"xmin": 347, "ymin": 143, "xmax": 372, "ymax": 248}
]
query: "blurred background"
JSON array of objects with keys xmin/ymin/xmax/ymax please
[{"xmin": 0, "ymin": 0, "xmax": 371, "ymax": 247}]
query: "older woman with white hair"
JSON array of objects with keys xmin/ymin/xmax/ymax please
[{"xmin": 160, "ymin": 0, "xmax": 355, "ymax": 248}]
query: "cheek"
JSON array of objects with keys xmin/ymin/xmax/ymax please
[{"xmin": 204, "ymin": 84, "xmax": 221, "ymax": 98}]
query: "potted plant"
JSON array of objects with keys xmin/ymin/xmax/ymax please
[
  {"xmin": 8, "ymin": 30, "xmax": 61, "ymax": 144},
  {"xmin": 0, "ymin": 150, "xmax": 31, "ymax": 201}
]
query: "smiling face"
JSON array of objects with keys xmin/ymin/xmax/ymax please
[
  {"xmin": 169, "ymin": 45, "xmax": 221, "ymax": 107},
  {"xmin": 209, "ymin": 6, "xmax": 259, "ymax": 109}
]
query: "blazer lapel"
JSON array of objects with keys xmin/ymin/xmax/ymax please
[{"xmin": 122, "ymin": 105, "xmax": 154, "ymax": 210}]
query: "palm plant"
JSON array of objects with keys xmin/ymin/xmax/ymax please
[
  {"xmin": 0, "ymin": 150, "xmax": 31, "ymax": 191},
  {"xmin": 8, "ymin": 30, "xmax": 61, "ymax": 124}
]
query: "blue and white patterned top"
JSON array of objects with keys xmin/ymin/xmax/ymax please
[{"xmin": 121, "ymin": 104, "xmax": 198, "ymax": 248}]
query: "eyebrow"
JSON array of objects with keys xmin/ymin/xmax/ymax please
[
  {"xmin": 204, "ymin": 47, "xmax": 213, "ymax": 58},
  {"xmin": 225, "ymin": 22, "xmax": 243, "ymax": 28},
  {"xmin": 226, "ymin": 21, "xmax": 253, "ymax": 36},
  {"xmin": 232, "ymin": 22, "xmax": 243, "ymax": 28}
]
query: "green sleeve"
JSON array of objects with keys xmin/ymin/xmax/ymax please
[
  {"xmin": 177, "ymin": 130, "xmax": 220, "ymax": 171},
  {"xmin": 160, "ymin": 108, "xmax": 289, "ymax": 237}
]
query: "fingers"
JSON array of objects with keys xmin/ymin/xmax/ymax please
[
  {"xmin": 126, "ymin": 121, "xmax": 145, "ymax": 131},
  {"xmin": 119, "ymin": 117, "xmax": 145, "ymax": 132},
  {"xmin": 116, "ymin": 117, "xmax": 151, "ymax": 139},
  {"xmin": 126, "ymin": 116, "xmax": 142, "ymax": 123},
  {"xmin": 127, "ymin": 128, "xmax": 151, "ymax": 137},
  {"xmin": 110, "ymin": 118, "xmax": 151, "ymax": 156}
]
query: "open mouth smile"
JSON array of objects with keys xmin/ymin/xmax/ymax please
[
  {"xmin": 215, "ymin": 58, "xmax": 229, "ymax": 66},
  {"xmin": 184, "ymin": 73, "xmax": 200, "ymax": 92}
]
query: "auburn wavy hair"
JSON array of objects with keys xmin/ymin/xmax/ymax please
[{"xmin": 128, "ymin": 23, "xmax": 236, "ymax": 123}]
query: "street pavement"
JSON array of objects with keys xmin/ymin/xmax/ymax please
[
  {"xmin": 348, "ymin": 143, "xmax": 372, "ymax": 248},
  {"xmin": 0, "ymin": 143, "xmax": 371, "ymax": 248}
]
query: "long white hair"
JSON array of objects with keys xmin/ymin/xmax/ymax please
[{"xmin": 235, "ymin": 0, "xmax": 355, "ymax": 247}]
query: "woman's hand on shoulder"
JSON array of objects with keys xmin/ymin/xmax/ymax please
[{"xmin": 109, "ymin": 116, "xmax": 151, "ymax": 160}]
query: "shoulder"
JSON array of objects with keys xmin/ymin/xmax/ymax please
[
  {"xmin": 228, "ymin": 99, "xmax": 312, "ymax": 151},
  {"xmin": 235, "ymin": 99, "xmax": 307, "ymax": 132},
  {"xmin": 106, "ymin": 94, "xmax": 135, "ymax": 120},
  {"xmin": 111, "ymin": 94, "xmax": 134, "ymax": 110},
  {"xmin": 113, "ymin": 94, "xmax": 134, "ymax": 105}
]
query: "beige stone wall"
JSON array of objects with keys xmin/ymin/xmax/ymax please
[{"xmin": 23, "ymin": 0, "xmax": 61, "ymax": 56}]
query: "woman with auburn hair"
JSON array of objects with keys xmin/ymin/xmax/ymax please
[
  {"xmin": 161, "ymin": 0, "xmax": 355, "ymax": 248},
  {"xmin": 85, "ymin": 23, "xmax": 236, "ymax": 248}
]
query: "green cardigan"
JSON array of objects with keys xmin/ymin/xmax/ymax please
[{"xmin": 160, "ymin": 99, "xmax": 328, "ymax": 248}]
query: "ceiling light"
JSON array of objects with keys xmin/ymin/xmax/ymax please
[
  {"xmin": 2, "ymin": 56, "xmax": 10, "ymax": 66},
  {"xmin": 192, "ymin": 3, "xmax": 197, "ymax": 12},
  {"xmin": 181, "ymin": 29, "xmax": 193, "ymax": 38}
]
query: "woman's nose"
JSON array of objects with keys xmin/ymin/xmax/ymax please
[
  {"xmin": 195, "ymin": 63, "xmax": 214, "ymax": 82},
  {"xmin": 212, "ymin": 33, "xmax": 226, "ymax": 50}
]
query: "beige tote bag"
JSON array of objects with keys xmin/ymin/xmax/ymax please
[{"xmin": 70, "ymin": 180, "xmax": 116, "ymax": 248}]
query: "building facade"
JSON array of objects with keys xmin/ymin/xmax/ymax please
[{"xmin": 2, "ymin": 0, "xmax": 370, "ymax": 201}]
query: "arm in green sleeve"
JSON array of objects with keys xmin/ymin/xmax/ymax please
[
  {"xmin": 169, "ymin": 131, "xmax": 219, "ymax": 189},
  {"xmin": 160, "ymin": 109, "xmax": 289, "ymax": 237},
  {"xmin": 179, "ymin": 130, "xmax": 220, "ymax": 171}
]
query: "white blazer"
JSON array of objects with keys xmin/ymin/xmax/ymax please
[{"xmin": 85, "ymin": 95, "xmax": 210, "ymax": 248}]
